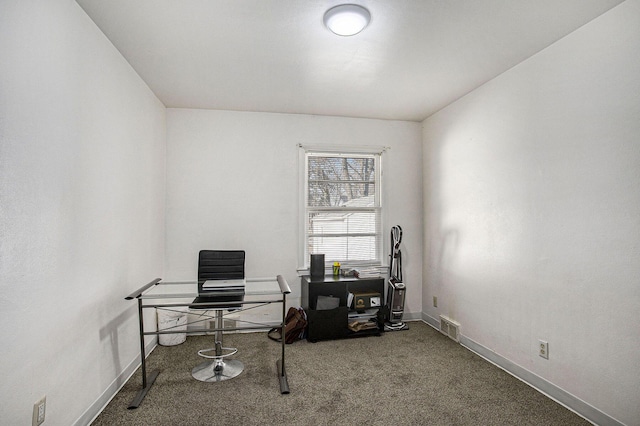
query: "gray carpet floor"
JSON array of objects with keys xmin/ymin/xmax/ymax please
[{"xmin": 92, "ymin": 321, "xmax": 589, "ymax": 425}]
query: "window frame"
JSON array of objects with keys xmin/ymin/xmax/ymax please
[{"xmin": 298, "ymin": 144, "xmax": 387, "ymax": 273}]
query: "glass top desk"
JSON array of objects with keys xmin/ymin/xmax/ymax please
[{"xmin": 125, "ymin": 276, "xmax": 291, "ymax": 409}]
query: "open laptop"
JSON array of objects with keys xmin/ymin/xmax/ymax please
[{"xmin": 191, "ymin": 279, "xmax": 246, "ymax": 308}]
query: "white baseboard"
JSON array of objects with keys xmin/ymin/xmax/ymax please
[
  {"xmin": 421, "ymin": 313, "xmax": 623, "ymax": 426},
  {"xmin": 401, "ymin": 311, "xmax": 423, "ymax": 321},
  {"xmin": 422, "ymin": 312, "xmax": 440, "ymax": 329},
  {"xmin": 73, "ymin": 338, "xmax": 157, "ymax": 426}
]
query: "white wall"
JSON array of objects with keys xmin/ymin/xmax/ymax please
[
  {"xmin": 165, "ymin": 109, "xmax": 423, "ymax": 316},
  {"xmin": 422, "ymin": 1, "xmax": 640, "ymax": 425},
  {"xmin": 0, "ymin": 1, "xmax": 166, "ymax": 425}
]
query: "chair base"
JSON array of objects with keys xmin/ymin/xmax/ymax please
[{"xmin": 191, "ymin": 359, "xmax": 244, "ymax": 382}]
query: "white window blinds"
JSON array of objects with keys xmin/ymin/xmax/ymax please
[{"xmin": 304, "ymin": 150, "xmax": 382, "ymax": 267}]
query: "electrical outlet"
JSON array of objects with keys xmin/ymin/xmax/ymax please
[
  {"xmin": 433, "ymin": 296, "xmax": 438, "ymax": 307},
  {"xmin": 32, "ymin": 396, "xmax": 46, "ymax": 426},
  {"xmin": 539, "ymin": 340, "xmax": 549, "ymax": 359}
]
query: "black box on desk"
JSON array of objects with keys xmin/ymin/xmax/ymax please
[
  {"xmin": 351, "ymin": 291, "xmax": 382, "ymax": 312},
  {"xmin": 306, "ymin": 307, "xmax": 348, "ymax": 342}
]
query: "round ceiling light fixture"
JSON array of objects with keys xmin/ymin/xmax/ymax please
[{"xmin": 323, "ymin": 4, "xmax": 371, "ymax": 36}]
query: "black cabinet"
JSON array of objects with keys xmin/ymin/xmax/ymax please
[{"xmin": 301, "ymin": 275, "xmax": 385, "ymax": 342}]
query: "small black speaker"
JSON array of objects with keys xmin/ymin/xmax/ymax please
[{"xmin": 310, "ymin": 254, "xmax": 325, "ymax": 277}]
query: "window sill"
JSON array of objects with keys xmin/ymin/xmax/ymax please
[{"xmin": 296, "ymin": 265, "xmax": 388, "ymax": 277}]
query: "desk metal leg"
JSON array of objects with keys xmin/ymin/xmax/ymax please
[
  {"xmin": 277, "ymin": 293, "xmax": 290, "ymax": 394},
  {"xmin": 128, "ymin": 297, "xmax": 159, "ymax": 409},
  {"xmin": 277, "ymin": 359, "xmax": 289, "ymax": 394},
  {"xmin": 128, "ymin": 370, "xmax": 159, "ymax": 409}
]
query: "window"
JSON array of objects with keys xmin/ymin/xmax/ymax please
[{"xmin": 300, "ymin": 148, "xmax": 384, "ymax": 269}]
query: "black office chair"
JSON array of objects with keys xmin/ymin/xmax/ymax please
[{"xmin": 190, "ymin": 250, "xmax": 246, "ymax": 382}]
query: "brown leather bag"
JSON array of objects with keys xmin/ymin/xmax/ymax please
[{"xmin": 268, "ymin": 307, "xmax": 307, "ymax": 344}]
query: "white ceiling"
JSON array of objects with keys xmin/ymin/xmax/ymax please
[{"xmin": 76, "ymin": 0, "xmax": 623, "ymax": 122}]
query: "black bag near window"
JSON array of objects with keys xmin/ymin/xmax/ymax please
[{"xmin": 268, "ymin": 307, "xmax": 308, "ymax": 344}]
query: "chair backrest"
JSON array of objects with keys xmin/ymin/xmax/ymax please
[{"xmin": 197, "ymin": 250, "xmax": 245, "ymax": 294}]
